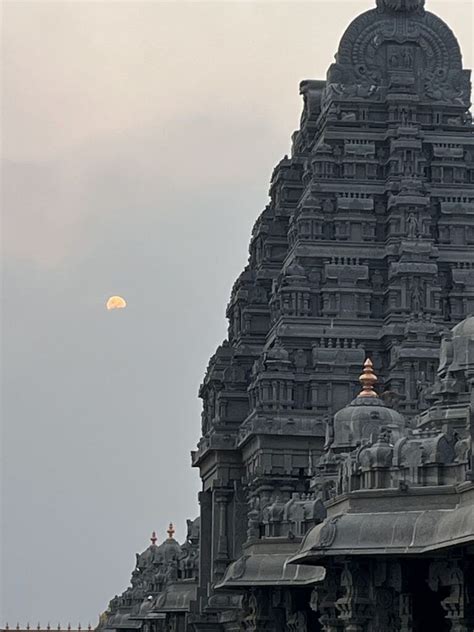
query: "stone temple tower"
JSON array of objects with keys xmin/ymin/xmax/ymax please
[
  {"xmin": 95, "ymin": 1, "xmax": 474, "ymax": 631},
  {"xmin": 191, "ymin": 0, "xmax": 473, "ymax": 629},
  {"xmin": 193, "ymin": 0, "xmax": 474, "ymax": 619}
]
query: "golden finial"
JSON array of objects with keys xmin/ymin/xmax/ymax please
[
  {"xmin": 167, "ymin": 523, "xmax": 175, "ymax": 540},
  {"xmin": 358, "ymin": 358, "xmax": 378, "ymax": 398}
]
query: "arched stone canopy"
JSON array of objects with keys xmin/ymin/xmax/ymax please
[
  {"xmin": 326, "ymin": 0, "xmax": 469, "ymax": 107},
  {"xmin": 376, "ymin": 0, "xmax": 425, "ymax": 12}
]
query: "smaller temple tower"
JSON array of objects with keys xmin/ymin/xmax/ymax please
[
  {"xmin": 96, "ymin": 521, "xmax": 199, "ymax": 632},
  {"xmin": 293, "ymin": 316, "xmax": 474, "ymax": 631}
]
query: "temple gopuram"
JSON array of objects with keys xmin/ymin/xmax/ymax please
[{"xmin": 97, "ymin": 0, "xmax": 474, "ymax": 630}]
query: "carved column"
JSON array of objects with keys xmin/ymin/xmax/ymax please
[
  {"xmin": 429, "ymin": 560, "xmax": 469, "ymax": 632},
  {"xmin": 197, "ymin": 490, "xmax": 213, "ymax": 609},
  {"xmin": 398, "ymin": 593, "xmax": 413, "ymax": 632},
  {"xmin": 286, "ymin": 611, "xmax": 307, "ymax": 632},
  {"xmin": 213, "ymin": 489, "xmax": 231, "ymax": 582},
  {"xmin": 240, "ymin": 590, "xmax": 274, "ymax": 632},
  {"xmin": 372, "ymin": 560, "xmax": 404, "ymax": 632},
  {"xmin": 310, "ymin": 567, "xmax": 344, "ymax": 631},
  {"xmin": 335, "ymin": 563, "xmax": 372, "ymax": 631},
  {"xmin": 215, "ymin": 494, "xmax": 229, "ymax": 558},
  {"xmin": 281, "ymin": 590, "xmax": 309, "ymax": 632}
]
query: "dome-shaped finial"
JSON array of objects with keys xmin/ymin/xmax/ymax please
[
  {"xmin": 376, "ymin": 0, "xmax": 425, "ymax": 11},
  {"xmin": 167, "ymin": 523, "xmax": 175, "ymax": 540},
  {"xmin": 150, "ymin": 531, "xmax": 157, "ymax": 545},
  {"xmin": 358, "ymin": 359, "xmax": 378, "ymax": 398}
]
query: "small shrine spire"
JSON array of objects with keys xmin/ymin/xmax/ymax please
[
  {"xmin": 167, "ymin": 522, "xmax": 175, "ymax": 540},
  {"xmin": 358, "ymin": 359, "xmax": 378, "ymax": 398},
  {"xmin": 150, "ymin": 531, "xmax": 157, "ymax": 545}
]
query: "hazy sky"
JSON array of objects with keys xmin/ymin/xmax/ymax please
[{"xmin": 2, "ymin": 0, "xmax": 473, "ymax": 625}]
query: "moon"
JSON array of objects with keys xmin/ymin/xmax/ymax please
[{"xmin": 106, "ymin": 295, "xmax": 127, "ymax": 310}]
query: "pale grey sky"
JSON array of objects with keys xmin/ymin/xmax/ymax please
[{"xmin": 2, "ymin": 0, "xmax": 473, "ymax": 625}]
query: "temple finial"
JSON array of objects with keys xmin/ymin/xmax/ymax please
[
  {"xmin": 167, "ymin": 523, "xmax": 175, "ymax": 540},
  {"xmin": 150, "ymin": 531, "xmax": 157, "ymax": 545},
  {"xmin": 358, "ymin": 359, "xmax": 378, "ymax": 398}
]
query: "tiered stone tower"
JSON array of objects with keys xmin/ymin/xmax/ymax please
[
  {"xmin": 95, "ymin": 2, "xmax": 474, "ymax": 631},
  {"xmin": 191, "ymin": 0, "xmax": 473, "ymax": 628}
]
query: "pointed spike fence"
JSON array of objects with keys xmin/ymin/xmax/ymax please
[{"xmin": 2, "ymin": 625, "xmax": 92, "ymax": 632}]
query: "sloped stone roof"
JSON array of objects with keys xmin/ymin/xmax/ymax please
[
  {"xmin": 216, "ymin": 552, "xmax": 325, "ymax": 589},
  {"xmin": 291, "ymin": 501, "xmax": 474, "ymax": 565}
]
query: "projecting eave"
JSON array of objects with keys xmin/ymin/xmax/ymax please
[
  {"xmin": 104, "ymin": 617, "xmax": 142, "ymax": 630},
  {"xmin": 237, "ymin": 414, "xmax": 326, "ymax": 450},
  {"xmin": 128, "ymin": 613, "xmax": 166, "ymax": 623},
  {"xmin": 152, "ymin": 579, "xmax": 197, "ymax": 614},
  {"xmin": 290, "ymin": 503, "xmax": 474, "ymax": 566},
  {"xmin": 215, "ymin": 552, "xmax": 325, "ymax": 590}
]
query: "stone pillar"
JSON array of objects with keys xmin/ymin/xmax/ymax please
[
  {"xmin": 215, "ymin": 493, "xmax": 229, "ymax": 558},
  {"xmin": 240, "ymin": 590, "xmax": 275, "ymax": 632},
  {"xmin": 197, "ymin": 490, "xmax": 213, "ymax": 609},
  {"xmin": 310, "ymin": 568, "xmax": 344, "ymax": 632},
  {"xmin": 371, "ymin": 560, "xmax": 406, "ymax": 631},
  {"xmin": 398, "ymin": 593, "xmax": 413, "ymax": 632},
  {"xmin": 429, "ymin": 560, "xmax": 469, "ymax": 632},
  {"xmin": 213, "ymin": 489, "xmax": 231, "ymax": 582},
  {"xmin": 335, "ymin": 563, "xmax": 372, "ymax": 631}
]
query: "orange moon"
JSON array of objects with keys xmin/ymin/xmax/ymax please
[{"xmin": 106, "ymin": 296, "xmax": 127, "ymax": 310}]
